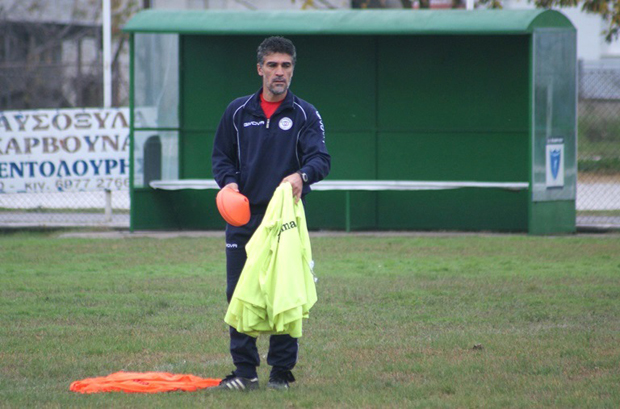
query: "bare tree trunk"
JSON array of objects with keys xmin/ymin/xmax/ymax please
[{"xmin": 112, "ymin": 34, "xmax": 127, "ymax": 106}]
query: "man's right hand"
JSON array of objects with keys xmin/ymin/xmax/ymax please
[{"xmin": 224, "ymin": 183, "xmax": 239, "ymax": 192}]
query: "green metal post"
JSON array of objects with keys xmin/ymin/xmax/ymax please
[
  {"xmin": 345, "ymin": 191, "xmax": 351, "ymax": 232},
  {"xmin": 129, "ymin": 33, "xmax": 135, "ymax": 233}
]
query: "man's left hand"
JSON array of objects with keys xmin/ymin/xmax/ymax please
[{"xmin": 281, "ymin": 172, "xmax": 303, "ymax": 203}]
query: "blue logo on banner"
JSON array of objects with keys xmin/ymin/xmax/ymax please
[{"xmin": 550, "ymin": 149, "xmax": 561, "ymax": 180}]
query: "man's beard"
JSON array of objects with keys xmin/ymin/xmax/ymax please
[
  {"xmin": 268, "ymin": 83, "xmax": 288, "ymax": 96},
  {"xmin": 268, "ymin": 78, "xmax": 291, "ymax": 96}
]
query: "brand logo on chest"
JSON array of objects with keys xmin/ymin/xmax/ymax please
[{"xmin": 244, "ymin": 120, "xmax": 265, "ymax": 127}]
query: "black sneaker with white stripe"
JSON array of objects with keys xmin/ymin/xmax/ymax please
[{"xmin": 215, "ymin": 373, "xmax": 259, "ymax": 391}]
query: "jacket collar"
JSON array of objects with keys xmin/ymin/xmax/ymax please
[{"xmin": 246, "ymin": 87, "xmax": 296, "ymax": 118}]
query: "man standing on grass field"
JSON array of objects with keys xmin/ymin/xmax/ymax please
[{"xmin": 211, "ymin": 36, "xmax": 331, "ymax": 391}]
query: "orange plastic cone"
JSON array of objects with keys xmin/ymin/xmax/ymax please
[{"xmin": 216, "ymin": 188, "xmax": 251, "ymax": 226}]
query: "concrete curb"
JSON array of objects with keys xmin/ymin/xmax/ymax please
[{"xmin": 53, "ymin": 229, "xmax": 620, "ymax": 239}]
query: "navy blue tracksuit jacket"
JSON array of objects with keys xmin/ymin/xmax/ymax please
[{"xmin": 212, "ymin": 88, "xmax": 331, "ymax": 213}]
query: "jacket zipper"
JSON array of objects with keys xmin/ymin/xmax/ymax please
[{"xmin": 266, "ymin": 118, "xmax": 270, "ymax": 129}]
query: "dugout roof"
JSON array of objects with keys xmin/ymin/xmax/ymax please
[{"xmin": 123, "ymin": 9, "xmax": 573, "ymax": 35}]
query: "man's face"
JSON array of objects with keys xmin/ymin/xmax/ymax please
[{"xmin": 257, "ymin": 52, "xmax": 294, "ymax": 101}]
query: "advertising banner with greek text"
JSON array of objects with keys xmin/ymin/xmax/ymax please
[{"xmin": 0, "ymin": 108, "xmax": 129, "ymax": 194}]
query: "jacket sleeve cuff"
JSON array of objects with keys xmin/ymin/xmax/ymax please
[{"xmin": 223, "ymin": 176, "xmax": 238, "ymax": 187}]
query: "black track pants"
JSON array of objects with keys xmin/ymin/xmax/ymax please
[{"xmin": 225, "ymin": 213, "xmax": 298, "ymax": 379}]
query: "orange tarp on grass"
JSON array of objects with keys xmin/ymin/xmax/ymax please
[{"xmin": 70, "ymin": 371, "xmax": 220, "ymax": 394}]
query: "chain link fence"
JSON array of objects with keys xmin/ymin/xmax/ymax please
[
  {"xmin": 2, "ymin": 65, "xmax": 620, "ymax": 230},
  {"xmin": 1, "ymin": 8, "xmax": 619, "ymax": 230},
  {"xmin": 0, "ymin": 191, "xmax": 129, "ymax": 228},
  {"xmin": 577, "ymin": 61, "xmax": 620, "ymax": 229}
]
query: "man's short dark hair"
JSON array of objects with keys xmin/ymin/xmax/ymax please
[{"xmin": 257, "ymin": 36, "xmax": 296, "ymax": 66}]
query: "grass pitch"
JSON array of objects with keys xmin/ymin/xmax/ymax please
[{"xmin": 0, "ymin": 231, "xmax": 619, "ymax": 408}]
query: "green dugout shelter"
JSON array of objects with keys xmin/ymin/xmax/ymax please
[{"xmin": 123, "ymin": 9, "xmax": 577, "ymax": 234}]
